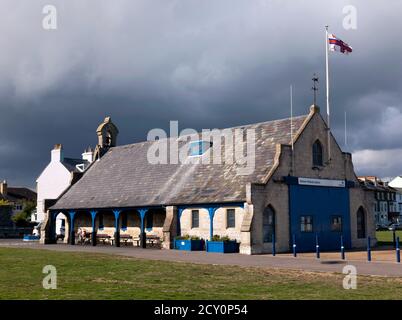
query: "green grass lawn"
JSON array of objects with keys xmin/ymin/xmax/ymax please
[
  {"xmin": 0, "ymin": 247, "xmax": 402, "ymax": 300},
  {"xmin": 376, "ymin": 230, "xmax": 402, "ymax": 246}
]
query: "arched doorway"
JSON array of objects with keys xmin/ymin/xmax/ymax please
[
  {"xmin": 55, "ymin": 212, "xmax": 69, "ymax": 243},
  {"xmin": 263, "ymin": 205, "xmax": 275, "ymax": 243},
  {"xmin": 357, "ymin": 207, "xmax": 366, "ymax": 239}
]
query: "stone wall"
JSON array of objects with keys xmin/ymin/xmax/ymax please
[{"xmin": 179, "ymin": 206, "xmax": 244, "ymax": 241}]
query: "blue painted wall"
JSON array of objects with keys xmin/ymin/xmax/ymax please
[{"xmin": 289, "ymin": 185, "xmax": 351, "ymax": 252}]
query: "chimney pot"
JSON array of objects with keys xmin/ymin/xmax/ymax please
[{"xmin": 0, "ymin": 180, "xmax": 7, "ymax": 196}]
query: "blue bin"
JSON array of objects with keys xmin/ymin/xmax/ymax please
[
  {"xmin": 174, "ymin": 239, "xmax": 204, "ymax": 251},
  {"xmin": 206, "ymin": 240, "xmax": 239, "ymax": 253}
]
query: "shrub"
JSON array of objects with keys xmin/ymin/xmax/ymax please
[
  {"xmin": 175, "ymin": 235, "xmax": 201, "ymax": 240},
  {"xmin": 211, "ymin": 235, "xmax": 232, "ymax": 242}
]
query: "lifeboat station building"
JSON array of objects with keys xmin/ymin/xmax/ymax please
[{"xmin": 42, "ymin": 105, "xmax": 376, "ymax": 254}]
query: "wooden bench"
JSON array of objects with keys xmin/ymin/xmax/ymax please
[
  {"xmin": 146, "ymin": 235, "xmax": 161, "ymax": 247},
  {"xmin": 132, "ymin": 235, "xmax": 161, "ymax": 247},
  {"xmin": 96, "ymin": 233, "xmax": 111, "ymax": 245}
]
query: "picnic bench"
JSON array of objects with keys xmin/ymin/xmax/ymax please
[
  {"xmin": 146, "ymin": 234, "xmax": 161, "ymax": 247},
  {"xmin": 96, "ymin": 233, "xmax": 111, "ymax": 245},
  {"xmin": 132, "ymin": 234, "xmax": 161, "ymax": 247},
  {"xmin": 111, "ymin": 234, "xmax": 133, "ymax": 246}
]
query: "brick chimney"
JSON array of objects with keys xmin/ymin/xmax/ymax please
[
  {"xmin": 0, "ymin": 180, "xmax": 7, "ymax": 196},
  {"xmin": 51, "ymin": 144, "xmax": 64, "ymax": 162}
]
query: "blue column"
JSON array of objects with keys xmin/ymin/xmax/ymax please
[
  {"xmin": 315, "ymin": 234, "xmax": 320, "ymax": 259},
  {"xmin": 113, "ymin": 210, "xmax": 121, "ymax": 247},
  {"xmin": 396, "ymin": 236, "xmax": 400, "ymax": 263},
  {"xmin": 139, "ymin": 209, "xmax": 148, "ymax": 248},
  {"xmin": 292, "ymin": 234, "xmax": 297, "ymax": 257},
  {"xmin": 367, "ymin": 236, "xmax": 371, "ymax": 262},
  {"xmin": 90, "ymin": 210, "xmax": 97, "ymax": 246},
  {"xmin": 69, "ymin": 211, "xmax": 76, "ymax": 245},
  {"xmin": 340, "ymin": 235, "xmax": 345, "ymax": 260},
  {"xmin": 208, "ymin": 207, "xmax": 217, "ymax": 240},
  {"xmin": 272, "ymin": 234, "xmax": 276, "ymax": 256}
]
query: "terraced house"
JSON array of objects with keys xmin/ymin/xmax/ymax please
[{"xmin": 41, "ymin": 104, "xmax": 376, "ymax": 254}]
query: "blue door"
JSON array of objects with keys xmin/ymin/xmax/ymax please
[{"xmin": 289, "ymin": 185, "xmax": 351, "ymax": 252}]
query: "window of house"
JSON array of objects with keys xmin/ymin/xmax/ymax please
[
  {"xmin": 312, "ymin": 140, "xmax": 323, "ymax": 167},
  {"xmin": 191, "ymin": 210, "xmax": 199, "ymax": 228},
  {"xmin": 226, "ymin": 209, "xmax": 236, "ymax": 228},
  {"xmin": 331, "ymin": 216, "xmax": 342, "ymax": 232},
  {"xmin": 300, "ymin": 216, "xmax": 313, "ymax": 233},
  {"xmin": 189, "ymin": 141, "xmax": 212, "ymax": 156},
  {"xmin": 263, "ymin": 206, "xmax": 275, "ymax": 243}
]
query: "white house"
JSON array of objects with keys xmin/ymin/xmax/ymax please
[
  {"xmin": 389, "ymin": 176, "xmax": 402, "ymax": 190},
  {"xmin": 34, "ymin": 144, "xmax": 93, "ymax": 229},
  {"xmin": 388, "ymin": 176, "xmax": 402, "ymax": 221}
]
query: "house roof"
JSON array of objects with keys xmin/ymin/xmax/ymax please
[
  {"xmin": 51, "ymin": 114, "xmax": 309, "ymax": 210},
  {"xmin": 1, "ymin": 187, "xmax": 36, "ymax": 203}
]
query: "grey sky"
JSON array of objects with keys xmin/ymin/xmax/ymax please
[{"xmin": 0, "ymin": 0, "xmax": 401, "ymax": 188}]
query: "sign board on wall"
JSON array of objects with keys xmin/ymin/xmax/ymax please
[{"xmin": 298, "ymin": 177, "xmax": 346, "ymax": 188}]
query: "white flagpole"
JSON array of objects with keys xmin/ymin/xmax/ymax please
[
  {"xmin": 325, "ymin": 25, "xmax": 331, "ymax": 162},
  {"xmin": 290, "ymin": 84, "xmax": 294, "ymax": 151},
  {"xmin": 290, "ymin": 84, "xmax": 294, "ymax": 174}
]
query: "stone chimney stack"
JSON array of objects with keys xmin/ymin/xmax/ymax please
[
  {"xmin": 0, "ymin": 180, "xmax": 7, "ymax": 196},
  {"xmin": 51, "ymin": 144, "xmax": 64, "ymax": 162},
  {"xmin": 82, "ymin": 147, "xmax": 94, "ymax": 163}
]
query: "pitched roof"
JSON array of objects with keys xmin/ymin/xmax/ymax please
[
  {"xmin": 51, "ymin": 114, "xmax": 309, "ymax": 210},
  {"xmin": 2, "ymin": 187, "xmax": 36, "ymax": 202}
]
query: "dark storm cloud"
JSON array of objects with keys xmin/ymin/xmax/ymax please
[{"xmin": 1, "ymin": 0, "xmax": 401, "ymax": 187}]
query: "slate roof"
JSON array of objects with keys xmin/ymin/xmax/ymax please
[
  {"xmin": 51, "ymin": 115, "xmax": 309, "ymax": 210},
  {"xmin": 1, "ymin": 187, "xmax": 36, "ymax": 203}
]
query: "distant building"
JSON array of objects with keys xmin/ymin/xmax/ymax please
[
  {"xmin": 387, "ymin": 176, "xmax": 402, "ymax": 221},
  {"xmin": 34, "ymin": 144, "xmax": 93, "ymax": 225},
  {"xmin": 358, "ymin": 176, "xmax": 400, "ymax": 225},
  {"xmin": 0, "ymin": 180, "xmax": 36, "ymax": 217}
]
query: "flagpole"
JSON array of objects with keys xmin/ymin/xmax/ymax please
[
  {"xmin": 290, "ymin": 84, "xmax": 294, "ymax": 174},
  {"xmin": 325, "ymin": 25, "xmax": 331, "ymax": 162}
]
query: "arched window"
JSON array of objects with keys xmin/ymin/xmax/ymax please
[
  {"xmin": 263, "ymin": 206, "xmax": 275, "ymax": 243},
  {"xmin": 357, "ymin": 207, "xmax": 366, "ymax": 239},
  {"xmin": 312, "ymin": 140, "xmax": 323, "ymax": 167}
]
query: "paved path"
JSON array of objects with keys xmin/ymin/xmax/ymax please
[{"xmin": 1, "ymin": 240, "xmax": 401, "ymax": 277}]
